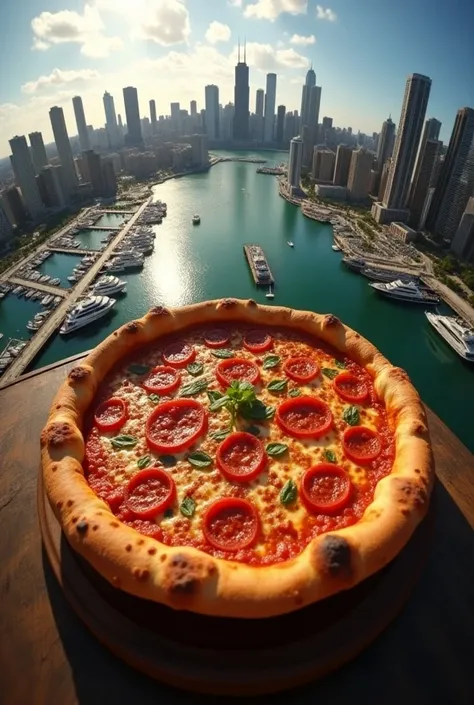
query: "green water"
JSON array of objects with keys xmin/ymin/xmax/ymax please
[
  {"xmin": 0, "ymin": 294, "xmax": 42, "ymax": 344},
  {"xmin": 93, "ymin": 213, "xmax": 127, "ymax": 228},
  {"xmin": 38, "ymin": 252, "xmax": 85, "ymax": 288},
  {"xmin": 2, "ymin": 151, "xmax": 472, "ymax": 450},
  {"xmin": 74, "ymin": 229, "xmax": 112, "ymax": 251}
]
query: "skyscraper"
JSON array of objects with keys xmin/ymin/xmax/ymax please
[
  {"xmin": 49, "ymin": 106, "xmax": 78, "ymax": 197},
  {"xmin": 409, "ymin": 117, "xmax": 441, "ymax": 200},
  {"xmin": 123, "ymin": 86, "xmax": 143, "ymax": 147},
  {"xmin": 347, "ymin": 148, "xmax": 374, "ymax": 200},
  {"xmin": 300, "ymin": 67, "xmax": 316, "ymax": 127},
  {"xmin": 149, "ymin": 100, "xmax": 157, "ymax": 134},
  {"xmin": 276, "ymin": 105, "xmax": 286, "ymax": 144},
  {"xmin": 28, "ymin": 132, "xmax": 48, "ymax": 174},
  {"xmin": 233, "ymin": 41, "xmax": 249, "ymax": 141},
  {"xmin": 9, "ymin": 135, "xmax": 44, "ymax": 218},
  {"xmin": 426, "ymin": 107, "xmax": 474, "ymax": 241},
  {"xmin": 288, "ymin": 136, "xmax": 303, "ymax": 192},
  {"xmin": 373, "ymin": 74, "xmax": 431, "ymax": 224},
  {"xmin": 451, "ymin": 197, "xmax": 474, "ymax": 261},
  {"xmin": 190, "ymin": 100, "xmax": 197, "ymax": 116},
  {"xmin": 376, "ymin": 116, "xmax": 395, "ymax": 169},
  {"xmin": 263, "ymin": 73, "xmax": 277, "ymax": 143},
  {"xmin": 205, "ymin": 85, "xmax": 219, "ymax": 141},
  {"xmin": 255, "ymin": 89, "xmax": 264, "ymax": 117},
  {"xmin": 333, "ymin": 145, "xmax": 353, "ymax": 186},
  {"xmin": 300, "ymin": 67, "xmax": 321, "ymax": 169},
  {"xmin": 103, "ymin": 91, "xmax": 120, "ymax": 148},
  {"xmin": 72, "ymin": 96, "xmax": 91, "ymax": 152},
  {"xmin": 408, "ymin": 139, "xmax": 440, "ymax": 229}
]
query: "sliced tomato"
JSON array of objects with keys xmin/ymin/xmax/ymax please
[
  {"xmin": 216, "ymin": 357, "xmax": 260, "ymax": 387},
  {"xmin": 146, "ymin": 398, "xmax": 208, "ymax": 453},
  {"xmin": 143, "ymin": 365, "xmax": 181, "ymax": 395},
  {"xmin": 343, "ymin": 426, "xmax": 382, "ymax": 463},
  {"xmin": 334, "ymin": 372, "xmax": 369, "ymax": 404},
  {"xmin": 276, "ymin": 396, "xmax": 333, "ymax": 439},
  {"xmin": 284, "ymin": 356, "xmax": 320, "ymax": 383},
  {"xmin": 94, "ymin": 397, "xmax": 127, "ymax": 432},
  {"xmin": 126, "ymin": 468, "xmax": 176, "ymax": 519},
  {"xmin": 243, "ymin": 330, "xmax": 273, "ymax": 353},
  {"xmin": 162, "ymin": 341, "xmax": 196, "ymax": 368},
  {"xmin": 301, "ymin": 464, "xmax": 352, "ymax": 514},
  {"xmin": 202, "ymin": 497, "xmax": 259, "ymax": 551},
  {"xmin": 216, "ymin": 432, "xmax": 266, "ymax": 482},
  {"xmin": 204, "ymin": 329, "xmax": 230, "ymax": 348}
]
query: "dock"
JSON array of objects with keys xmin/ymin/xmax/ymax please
[
  {"xmin": 49, "ymin": 246, "xmax": 98, "ymax": 256},
  {"xmin": 87, "ymin": 225, "xmax": 122, "ymax": 231},
  {"xmin": 9, "ymin": 277, "xmax": 68, "ymax": 297},
  {"xmin": 0, "ymin": 197, "xmax": 152, "ymax": 385},
  {"xmin": 243, "ymin": 244, "xmax": 274, "ymax": 286}
]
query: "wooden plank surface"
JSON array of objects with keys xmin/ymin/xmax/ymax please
[{"xmin": 0, "ymin": 358, "xmax": 473, "ymax": 705}]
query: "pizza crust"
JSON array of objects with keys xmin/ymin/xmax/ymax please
[{"xmin": 41, "ymin": 299, "xmax": 433, "ymax": 618}]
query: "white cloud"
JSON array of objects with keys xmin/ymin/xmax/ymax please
[
  {"xmin": 233, "ymin": 42, "xmax": 309, "ymax": 70},
  {"xmin": 205, "ymin": 21, "xmax": 231, "ymax": 44},
  {"xmin": 31, "ymin": 4, "xmax": 123, "ymax": 57},
  {"xmin": 289, "ymin": 33, "xmax": 316, "ymax": 45},
  {"xmin": 316, "ymin": 5, "xmax": 337, "ymax": 21},
  {"xmin": 21, "ymin": 68, "xmax": 100, "ymax": 95},
  {"xmin": 131, "ymin": 0, "xmax": 190, "ymax": 46},
  {"xmin": 228, "ymin": 0, "xmax": 242, "ymax": 6},
  {"xmin": 244, "ymin": 0, "xmax": 307, "ymax": 21}
]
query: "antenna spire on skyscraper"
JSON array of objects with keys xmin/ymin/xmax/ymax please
[
  {"xmin": 238, "ymin": 37, "xmax": 241, "ymax": 63},
  {"xmin": 244, "ymin": 38, "xmax": 246, "ymax": 64}
]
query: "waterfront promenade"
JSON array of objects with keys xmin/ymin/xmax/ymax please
[{"xmin": 1, "ymin": 198, "xmax": 151, "ymax": 385}]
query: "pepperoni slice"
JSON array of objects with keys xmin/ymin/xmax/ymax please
[
  {"xmin": 284, "ymin": 356, "xmax": 320, "ymax": 383},
  {"xmin": 243, "ymin": 330, "xmax": 273, "ymax": 353},
  {"xmin": 334, "ymin": 372, "xmax": 369, "ymax": 403},
  {"xmin": 146, "ymin": 399, "xmax": 208, "ymax": 453},
  {"xmin": 126, "ymin": 468, "xmax": 176, "ymax": 519},
  {"xmin": 143, "ymin": 365, "xmax": 181, "ymax": 395},
  {"xmin": 94, "ymin": 398, "xmax": 127, "ymax": 432},
  {"xmin": 343, "ymin": 426, "xmax": 382, "ymax": 463},
  {"xmin": 204, "ymin": 329, "xmax": 230, "ymax": 348},
  {"xmin": 216, "ymin": 432, "xmax": 266, "ymax": 482},
  {"xmin": 162, "ymin": 341, "xmax": 196, "ymax": 368},
  {"xmin": 202, "ymin": 498, "xmax": 259, "ymax": 551},
  {"xmin": 276, "ymin": 396, "xmax": 333, "ymax": 439},
  {"xmin": 216, "ymin": 357, "xmax": 260, "ymax": 387},
  {"xmin": 301, "ymin": 464, "xmax": 352, "ymax": 514}
]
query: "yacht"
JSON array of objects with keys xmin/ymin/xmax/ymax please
[
  {"xmin": 60, "ymin": 296, "xmax": 115, "ymax": 335},
  {"xmin": 343, "ymin": 256, "xmax": 366, "ymax": 272},
  {"xmin": 50, "ymin": 278, "xmax": 61, "ymax": 286},
  {"xmin": 192, "ymin": 215, "xmax": 201, "ymax": 225},
  {"xmin": 361, "ymin": 267, "xmax": 418, "ymax": 283},
  {"xmin": 41, "ymin": 295, "xmax": 54, "ymax": 306},
  {"xmin": 370, "ymin": 280, "xmax": 440, "ymax": 305},
  {"xmin": 332, "ymin": 244, "xmax": 342, "ymax": 252},
  {"xmin": 91, "ymin": 275, "xmax": 127, "ymax": 296},
  {"xmin": 266, "ymin": 285, "xmax": 275, "ymax": 299},
  {"xmin": 287, "ymin": 241, "xmax": 294, "ymax": 247},
  {"xmin": 425, "ymin": 312, "xmax": 474, "ymax": 362},
  {"xmin": 105, "ymin": 253, "xmax": 144, "ymax": 272},
  {"xmin": 67, "ymin": 275, "xmax": 78, "ymax": 283}
]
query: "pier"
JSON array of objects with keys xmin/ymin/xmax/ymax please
[
  {"xmin": 84, "ymin": 225, "xmax": 122, "ymax": 231},
  {"xmin": 49, "ymin": 246, "xmax": 98, "ymax": 256},
  {"xmin": 1, "ymin": 197, "xmax": 152, "ymax": 385},
  {"xmin": 8, "ymin": 277, "xmax": 68, "ymax": 297},
  {"xmin": 243, "ymin": 244, "xmax": 274, "ymax": 286}
]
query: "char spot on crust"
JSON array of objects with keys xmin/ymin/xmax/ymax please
[
  {"xmin": 110, "ymin": 521, "xmax": 119, "ymax": 528},
  {"xmin": 392, "ymin": 477, "xmax": 428, "ymax": 511},
  {"xmin": 56, "ymin": 501, "xmax": 63, "ymax": 510},
  {"xmin": 68, "ymin": 366, "xmax": 90, "ymax": 382},
  {"xmin": 148, "ymin": 547, "xmax": 157, "ymax": 556},
  {"xmin": 323, "ymin": 314, "xmax": 340, "ymax": 328},
  {"xmin": 67, "ymin": 499, "xmax": 74, "ymax": 507},
  {"xmin": 51, "ymin": 463, "xmax": 58, "ymax": 473},
  {"xmin": 246, "ymin": 299, "xmax": 258, "ymax": 307},
  {"xmin": 133, "ymin": 568, "xmax": 150, "ymax": 582},
  {"xmin": 414, "ymin": 468, "xmax": 421, "ymax": 475},
  {"xmin": 125, "ymin": 544, "xmax": 132, "ymax": 552},
  {"xmin": 126, "ymin": 321, "xmax": 140, "ymax": 333},
  {"xmin": 218, "ymin": 298, "xmax": 238, "ymax": 309},
  {"xmin": 149, "ymin": 305, "xmax": 171, "ymax": 317},
  {"xmin": 92, "ymin": 524, "xmax": 99, "ymax": 531},
  {"xmin": 113, "ymin": 331, "xmax": 119, "ymax": 337},
  {"xmin": 76, "ymin": 520, "xmax": 88, "ymax": 535},
  {"xmin": 319, "ymin": 535, "xmax": 353, "ymax": 579},
  {"xmin": 137, "ymin": 539, "xmax": 145, "ymax": 546},
  {"xmin": 42, "ymin": 422, "xmax": 74, "ymax": 448},
  {"xmin": 411, "ymin": 420, "xmax": 428, "ymax": 436},
  {"xmin": 162, "ymin": 554, "xmax": 209, "ymax": 595}
]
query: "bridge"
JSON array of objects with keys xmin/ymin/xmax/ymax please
[{"xmin": 9, "ymin": 277, "xmax": 68, "ymax": 297}]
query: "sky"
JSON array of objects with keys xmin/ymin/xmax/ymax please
[{"xmin": 0, "ymin": 0, "xmax": 473, "ymax": 158}]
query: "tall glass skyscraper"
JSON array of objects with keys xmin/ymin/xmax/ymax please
[{"xmin": 233, "ymin": 42, "xmax": 249, "ymax": 141}]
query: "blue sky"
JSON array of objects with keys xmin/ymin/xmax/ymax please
[{"xmin": 0, "ymin": 0, "xmax": 473, "ymax": 157}]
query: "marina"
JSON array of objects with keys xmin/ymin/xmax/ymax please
[{"xmin": 243, "ymin": 244, "xmax": 275, "ymax": 286}]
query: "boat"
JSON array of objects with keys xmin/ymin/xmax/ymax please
[
  {"xmin": 332, "ymin": 244, "xmax": 342, "ymax": 252},
  {"xmin": 91, "ymin": 275, "xmax": 127, "ymax": 297},
  {"xmin": 369, "ymin": 280, "xmax": 440, "ymax": 305},
  {"xmin": 50, "ymin": 278, "xmax": 61, "ymax": 286},
  {"xmin": 361, "ymin": 267, "xmax": 418, "ymax": 283},
  {"xmin": 343, "ymin": 256, "xmax": 366, "ymax": 272},
  {"xmin": 105, "ymin": 253, "xmax": 144, "ymax": 273},
  {"xmin": 24, "ymin": 290, "xmax": 33, "ymax": 299},
  {"xmin": 287, "ymin": 241, "xmax": 294, "ymax": 247},
  {"xmin": 192, "ymin": 215, "xmax": 201, "ymax": 225},
  {"xmin": 60, "ymin": 296, "xmax": 115, "ymax": 335},
  {"xmin": 41, "ymin": 295, "xmax": 54, "ymax": 306},
  {"xmin": 425, "ymin": 312, "xmax": 474, "ymax": 362},
  {"xmin": 266, "ymin": 285, "xmax": 275, "ymax": 299},
  {"xmin": 67, "ymin": 275, "xmax": 78, "ymax": 283}
]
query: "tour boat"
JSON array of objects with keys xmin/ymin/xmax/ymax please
[
  {"xmin": 91, "ymin": 275, "xmax": 127, "ymax": 297},
  {"xmin": 60, "ymin": 296, "xmax": 115, "ymax": 335},
  {"xmin": 425, "ymin": 312, "xmax": 474, "ymax": 362},
  {"xmin": 369, "ymin": 280, "xmax": 440, "ymax": 305},
  {"xmin": 287, "ymin": 241, "xmax": 294, "ymax": 247},
  {"xmin": 192, "ymin": 215, "xmax": 201, "ymax": 225}
]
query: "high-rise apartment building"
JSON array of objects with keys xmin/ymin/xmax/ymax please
[
  {"xmin": 300, "ymin": 67, "xmax": 316, "ymax": 127},
  {"xmin": 263, "ymin": 73, "xmax": 277, "ymax": 143},
  {"xmin": 426, "ymin": 107, "xmax": 474, "ymax": 241},
  {"xmin": 9, "ymin": 135, "xmax": 44, "ymax": 219},
  {"xmin": 408, "ymin": 139, "xmax": 441, "ymax": 229},
  {"xmin": 312, "ymin": 149, "xmax": 335, "ymax": 181},
  {"xmin": 205, "ymin": 85, "xmax": 219, "ymax": 141},
  {"xmin": 372, "ymin": 74, "xmax": 431, "ymax": 224},
  {"xmin": 347, "ymin": 148, "xmax": 373, "ymax": 200},
  {"xmin": 255, "ymin": 89, "xmax": 264, "ymax": 117},
  {"xmin": 0, "ymin": 201, "xmax": 13, "ymax": 242},
  {"xmin": 123, "ymin": 86, "xmax": 143, "ymax": 147},
  {"xmin": 103, "ymin": 92, "xmax": 121, "ymax": 148},
  {"xmin": 451, "ymin": 197, "xmax": 474, "ymax": 261},
  {"xmin": 28, "ymin": 132, "xmax": 48, "ymax": 173},
  {"xmin": 1, "ymin": 186, "xmax": 28, "ymax": 226},
  {"xmin": 288, "ymin": 136, "xmax": 303, "ymax": 192},
  {"xmin": 276, "ymin": 105, "xmax": 286, "ymax": 144},
  {"xmin": 72, "ymin": 96, "xmax": 91, "ymax": 152},
  {"xmin": 38, "ymin": 165, "xmax": 65, "ymax": 208},
  {"xmin": 49, "ymin": 106, "xmax": 78, "ymax": 197},
  {"xmin": 376, "ymin": 116, "xmax": 395, "ymax": 169},
  {"xmin": 149, "ymin": 100, "xmax": 157, "ymax": 134},
  {"xmin": 83, "ymin": 150, "xmax": 104, "ymax": 196},
  {"xmin": 333, "ymin": 145, "xmax": 353, "ymax": 186},
  {"xmin": 233, "ymin": 42, "xmax": 249, "ymax": 140},
  {"xmin": 190, "ymin": 100, "xmax": 197, "ymax": 116}
]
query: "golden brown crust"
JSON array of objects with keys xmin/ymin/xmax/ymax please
[{"xmin": 41, "ymin": 299, "xmax": 434, "ymax": 618}]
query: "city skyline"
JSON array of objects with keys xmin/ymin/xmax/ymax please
[{"xmin": 1, "ymin": 0, "xmax": 473, "ymax": 158}]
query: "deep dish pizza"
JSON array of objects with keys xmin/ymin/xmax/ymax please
[{"xmin": 41, "ymin": 299, "xmax": 433, "ymax": 618}]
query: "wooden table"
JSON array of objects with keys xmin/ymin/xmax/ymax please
[{"xmin": 1, "ymin": 356, "xmax": 473, "ymax": 705}]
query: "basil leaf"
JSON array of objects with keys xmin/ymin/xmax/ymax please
[
  {"xmin": 180, "ymin": 496, "xmax": 196, "ymax": 518},
  {"xmin": 240, "ymin": 400, "xmax": 275, "ymax": 421},
  {"xmin": 163, "ymin": 508, "xmax": 174, "ymax": 518},
  {"xmin": 159, "ymin": 454, "xmax": 177, "ymax": 467},
  {"xmin": 111, "ymin": 434, "xmax": 138, "ymax": 450},
  {"xmin": 324, "ymin": 449, "xmax": 337, "ymax": 463},
  {"xmin": 289, "ymin": 388, "xmax": 301, "ymax": 398},
  {"xmin": 267, "ymin": 379, "xmax": 288, "ymax": 393},
  {"xmin": 137, "ymin": 454, "xmax": 151, "ymax": 469},
  {"xmin": 322, "ymin": 368, "xmax": 338, "ymax": 380},
  {"xmin": 187, "ymin": 450, "xmax": 213, "ymax": 468},
  {"xmin": 266, "ymin": 442, "xmax": 288, "ymax": 457},
  {"xmin": 343, "ymin": 405, "xmax": 360, "ymax": 426},
  {"xmin": 210, "ymin": 428, "xmax": 231, "ymax": 441},
  {"xmin": 128, "ymin": 363, "xmax": 150, "ymax": 376},
  {"xmin": 280, "ymin": 479, "xmax": 297, "ymax": 506},
  {"xmin": 148, "ymin": 393, "xmax": 161, "ymax": 404},
  {"xmin": 263, "ymin": 354, "xmax": 281, "ymax": 370},
  {"xmin": 335, "ymin": 359, "xmax": 346, "ymax": 369},
  {"xmin": 180, "ymin": 378, "xmax": 209, "ymax": 397},
  {"xmin": 209, "ymin": 395, "xmax": 230, "ymax": 412},
  {"xmin": 208, "ymin": 390, "xmax": 224, "ymax": 403},
  {"xmin": 211, "ymin": 348, "xmax": 234, "ymax": 359},
  {"xmin": 187, "ymin": 362, "xmax": 203, "ymax": 376},
  {"xmin": 246, "ymin": 424, "xmax": 261, "ymax": 436}
]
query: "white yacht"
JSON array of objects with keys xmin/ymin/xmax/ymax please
[
  {"xmin": 91, "ymin": 275, "xmax": 127, "ymax": 296},
  {"xmin": 370, "ymin": 280, "xmax": 440, "ymax": 305},
  {"xmin": 105, "ymin": 253, "xmax": 144, "ymax": 272},
  {"xmin": 332, "ymin": 244, "xmax": 342, "ymax": 252},
  {"xmin": 50, "ymin": 278, "xmax": 61, "ymax": 286},
  {"xmin": 425, "ymin": 312, "xmax": 474, "ymax": 362},
  {"xmin": 287, "ymin": 241, "xmax": 294, "ymax": 247},
  {"xmin": 60, "ymin": 296, "xmax": 115, "ymax": 335}
]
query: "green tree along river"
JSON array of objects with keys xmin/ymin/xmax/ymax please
[{"xmin": 6, "ymin": 151, "xmax": 474, "ymax": 450}]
